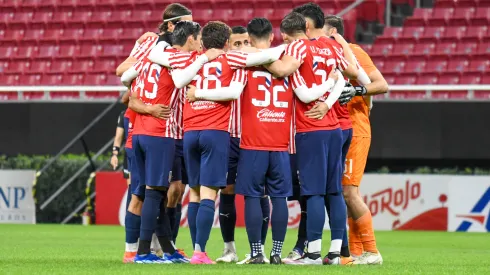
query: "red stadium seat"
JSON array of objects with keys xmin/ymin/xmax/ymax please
[
  {"xmin": 421, "ymin": 27, "xmax": 445, "ymax": 41},
  {"xmin": 13, "ymin": 45, "xmax": 37, "ymax": 60},
  {"xmin": 430, "ymin": 8, "xmax": 453, "ymax": 26},
  {"xmin": 84, "ymin": 74, "xmax": 107, "ymax": 85},
  {"xmin": 447, "ymin": 59, "xmax": 469, "ymax": 73},
  {"xmin": 395, "ymin": 76, "xmax": 417, "ymax": 85},
  {"xmin": 193, "ymin": 9, "xmax": 214, "ymax": 23},
  {"xmin": 3, "ymin": 28, "xmax": 25, "ymax": 43},
  {"xmin": 384, "ymin": 60, "xmax": 405, "ymax": 74},
  {"xmin": 43, "ymin": 29, "xmax": 63, "ymax": 42},
  {"xmin": 376, "ymin": 27, "xmax": 403, "ymax": 43},
  {"xmin": 59, "ymin": 28, "xmax": 84, "ymax": 42},
  {"xmin": 62, "ymin": 73, "xmax": 85, "ymax": 85},
  {"xmin": 68, "ymin": 11, "xmax": 93, "ymax": 25},
  {"xmin": 80, "ymin": 28, "xmax": 103, "ymax": 42},
  {"xmin": 23, "ymin": 28, "xmax": 45, "ymax": 42},
  {"xmin": 50, "ymin": 60, "xmax": 73, "ymax": 73},
  {"xmin": 101, "ymin": 44, "xmax": 124, "ymax": 57},
  {"xmin": 392, "ymin": 44, "xmax": 414, "ymax": 59},
  {"xmin": 405, "ymin": 8, "xmax": 432, "ymax": 27},
  {"xmin": 452, "ymin": 7, "xmax": 475, "ymax": 26},
  {"xmin": 30, "ymin": 60, "xmax": 51, "ymax": 73},
  {"xmin": 79, "ymin": 45, "xmax": 103, "ymax": 58},
  {"xmin": 435, "ymin": 0, "xmax": 477, "ymax": 8},
  {"xmin": 455, "ymin": 42, "xmax": 477, "ymax": 56},
  {"xmin": 99, "ymin": 28, "xmax": 122, "ymax": 42},
  {"xmin": 435, "ymin": 42, "xmax": 457, "ymax": 57},
  {"xmin": 119, "ymin": 27, "xmax": 145, "ymax": 42},
  {"xmin": 413, "ymin": 43, "xmax": 435, "ymax": 58},
  {"xmin": 474, "ymin": 8, "xmax": 490, "ymax": 25},
  {"xmin": 468, "ymin": 60, "xmax": 489, "ymax": 73},
  {"xmin": 59, "ymin": 44, "xmax": 80, "ymax": 59},
  {"xmin": 477, "ymin": 42, "xmax": 490, "ymax": 56},
  {"xmin": 416, "ymin": 75, "xmax": 438, "ymax": 85},
  {"xmin": 52, "ymin": 11, "xmax": 73, "ymax": 25},
  {"xmin": 10, "ymin": 12, "xmax": 33, "ymax": 27},
  {"xmin": 443, "ymin": 26, "xmax": 467, "ymax": 41},
  {"xmin": 369, "ymin": 42, "xmax": 393, "ymax": 59},
  {"xmin": 437, "ymin": 75, "xmax": 460, "ymax": 85},
  {"xmin": 106, "ymin": 74, "xmax": 120, "ymax": 85},
  {"xmin": 253, "ymin": 9, "xmax": 274, "ymax": 19},
  {"xmin": 37, "ymin": 45, "xmax": 59, "ymax": 59},
  {"xmin": 25, "ymin": 74, "xmax": 42, "ymax": 85},
  {"xmin": 32, "ymin": 11, "xmax": 53, "ymax": 25},
  {"xmin": 460, "ymin": 75, "xmax": 481, "ymax": 84},
  {"xmin": 93, "ymin": 59, "xmax": 117, "ymax": 73},
  {"xmin": 3, "ymin": 74, "xmax": 20, "ymax": 85},
  {"xmin": 400, "ymin": 27, "xmax": 425, "ymax": 43},
  {"xmin": 404, "ymin": 60, "xmax": 426, "ymax": 74},
  {"xmin": 1, "ymin": 46, "xmax": 17, "ymax": 60},
  {"xmin": 71, "ymin": 59, "xmax": 94, "ymax": 73},
  {"xmin": 425, "ymin": 60, "xmax": 447, "ymax": 74},
  {"xmin": 7, "ymin": 60, "xmax": 30, "ymax": 73},
  {"xmin": 466, "ymin": 26, "xmax": 488, "ymax": 41}
]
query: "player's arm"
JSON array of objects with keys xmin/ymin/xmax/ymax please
[
  {"xmin": 121, "ymin": 89, "xmax": 130, "ymax": 105},
  {"xmin": 147, "ymin": 41, "xmax": 174, "ymax": 67},
  {"xmin": 116, "ymin": 32, "xmax": 158, "ymax": 76},
  {"xmin": 243, "ymin": 44, "xmax": 285, "ymax": 67},
  {"xmin": 264, "ymin": 41, "xmax": 304, "ymax": 77},
  {"xmin": 169, "ymin": 49, "xmax": 224, "ymax": 89},
  {"xmin": 305, "ymin": 70, "xmax": 345, "ymax": 120},
  {"xmin": 120, "ymin": 64, "xmax": 140, "ymax": 88},
  {"xmin": 187, "ymin": 70, "xmax": 247, "ymax": 102},
  {"xmin": 128, "ymin": 91, "xmax": 171, "ymax": 119},
  {"xmin": 331, "ymin": 34, "xmax": 358, "ymax": 79},
  {"xmin": 111, "ymin": 112, "xmax": 125, "ymax": 169},
  {"xmin": 293, "ymin": 70, "xmax": 338, "ymax": 103}
]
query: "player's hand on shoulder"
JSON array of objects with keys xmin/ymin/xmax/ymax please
[
  {"xmin": 328, "ymin": 67, "xmax": 339, "ymax": 81},
  {"xmin": 186, "ymin": 85, "xmax": 197, "ymax": 102},
  {"xmin": 148, "ymin": 104, "xmax": 171, "ymax": 119},
  {"xmin": 339, "ymin": 82, "xmax": 355, "ymax": 105},
  {"xmin": 305, "ymin": 102, "xmax": 329, "ymax": 120},
  {"xmin": 137, "ymin": 32, "xmax": 158, "ymax": 44},
  {"xmin": 332, "ymin": 33, "xmax": 348, "ymax": 45},
  {"xmin": 204, "ymin": 49, "xmax": 225, "ymax": 61}
]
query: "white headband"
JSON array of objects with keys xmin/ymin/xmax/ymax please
[{"xmin": 163, "ymin": 14, "xmax": 191, "ymax": 22}]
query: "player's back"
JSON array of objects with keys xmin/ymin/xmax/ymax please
[
  {"xmin": 184, "ymin": 52, "xmax": 244, "ymax": 132},
  {"xmin": 290, "ymin": 39, "xmax": 339, "ymax": 132},
  {"xmin": 240, "ymin": 67, "xmax": 293, "ymax": 151},
  {"xmin": 133, "ymin": 56, "xmax": 178, "ymax": 137}
]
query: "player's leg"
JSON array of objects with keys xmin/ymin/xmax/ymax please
[
  {"xmin": 339, "ymin": 129, "xmax": 353, "ymax": 260},
  {"xmin": 123, "ymin": 146, "xmax": 141, "ymax": 263},
  {"xmin": 288, "ymin": 131, "xmax": 329, "ymax": 265},
  {"xmin": 322, "ymin": 128, "xmax": 348, "ymax": 265},
  {"xmin": 283, "ymin": 154, "xmax": 306, "ymax": 262},
  {"xmin": 191, "ymin": 130, "xmax": 230, "ymax": 264},
  {"xmin": 183, "ymin": 131, "xmax": 201, "ymax": 249},
  {"xmin": 216, "ymin": 137, "xmax": 239, "ymax": 263},
  {"xmin": 260, "ymin": 194, "xmax": 270, "ymax": 260},
  {"xmin": 343, "ymin": 137, "xmax": 382, "ymax": 265},
  {"xmin": 134, "ymin": 136, "xmax": 175, "ymax": 264},
  {"xmin": 235, "ymin": 149, "xmax": 268, "ymax": 264},
  {"xmin": 266, "ymin": 151, "xmax": 292, "ymax": 265},
  {"xmin": 167, "ymin": 139, "xmax": 185, "ymax": 245}
]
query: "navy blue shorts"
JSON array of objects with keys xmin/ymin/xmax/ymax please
[
  {"xmin": 342, "ymin": 129, "xmax": 353, "ymax": 170},
  {"xmin": 132, "ymin": 135, "xmax": 175, "ymax": 197},
  {"xmin": 295, "ymin": 129, "xmax": 343, "ymax": 195},
  {"xmin": 125, "ymin": 147, "xmax": 133, "ymax": 180},
  {"xmin": 123, "ymin": 117, "xmax": 129, "ymax": 142},
  {"xmin": 236, "ymin": 149, "xmax": 292, "ymax": 198},
  {"xmin": 183, "ymin": 130, "xmax": 230, "ymax": 188},
  {"xmin": 227, "ymin": 137, "xmax": 240, "ymax": 185},
  {"xmin": 288, "ymin": 153, "xmax": 301, "ymax": 201},
  {"xmin": 171, "ymin": 139, "xmax": 187, "ymax": 184}
]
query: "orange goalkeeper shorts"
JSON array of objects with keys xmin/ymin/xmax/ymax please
[{"xmin": 342, "ymin": 137, "xmax": 371, "ymax": 186}]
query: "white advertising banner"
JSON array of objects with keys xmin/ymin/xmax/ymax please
[{"xmin": 0, "ymin": 170, "xmax": 36, "ymax": 224}]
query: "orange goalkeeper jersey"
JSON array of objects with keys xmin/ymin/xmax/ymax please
[{"xmin": 348, "ymin": 44, "xmax": 377, "ymax": 138}]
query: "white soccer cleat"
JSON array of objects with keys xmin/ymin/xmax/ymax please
[
  {"xmin": 353, "ymin": 252, "xmax": 383, "ymax": 265},
  {"xmin": 216, "ymin": 249, "xmax": 239, "ymax": 263},
  {"xmin": 282, "ymin": 250, "xmax": 302, "ymax": 264},
  {"xmin": 284, "ymin": 255, "xmax": 322, "ymax": 265},
  {"xmin": 263, "ymin": 254, "xmax": 270, "ymax": 264},
  {"xmin": 236, "ymin": 254, "xmax": 251, "ymax": 265}
]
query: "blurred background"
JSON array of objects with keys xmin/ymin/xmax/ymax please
[{"xmin": 0, "ymin": 0, "xmax": 489, "ymax": 233}]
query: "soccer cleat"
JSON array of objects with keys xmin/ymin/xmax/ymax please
[
  {"xmin": 353, "ymin": 252, "xmax": 383, "ymax": 265},
  {"xmin": 284, "ymin": 253, "xmax": 322, "ymax": 265},
  {"xmin": 163, "ymin": 251, "xmax": 190, "ymax": 263},
  {"xmin": 190, "ymin": 251, "xmax": 216, "ymax": 264},
  {"xmin": 323, "ymin": 254, "xmax": 354, "ymax": 265},
  {"xmin": 351, "ymin": 254, "xmax": 363, "ymax": 261},
  {"xmin": 245, "ymin": 254, "xmax": 266, "ymax": 264},
  {"xmin": 177, "ymin": 248, "xmax": 189, "ymax": 259},
  {"xmin": 151, "ymin": 248, "xmax": 164, "ymax": 257},
  {"xmin": 216, "ymin": 249, "xmax": 239, "ymax": 263},
  {"xmin": 237, "ymin": 254, "xmax": 251, "ymax": 265},
  {"xmin": 122, "ymin": 251, "xmax": 136, "ymax": 263},
  {"xmin": 270, "ymin": 254, "xmax": 282, "ymax": 265},
  {"xmin": 134, "ymin": 253, "xmax": 172, "ymax": 264},
  {"xmin": 282, "ymin": 249, "xmax": 303, "ymax": 264}
]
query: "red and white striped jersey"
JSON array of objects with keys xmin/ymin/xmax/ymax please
[
  {"xmin": 288, "ymin": 106, "xmax": 296, "ymax": 154},
  {"xmin": 131, "ymin": 36, "xmax": 158, "ymax": 61},
  {"xmin": 183, "ymin": 51, "xmax": 249, "ymax": 132},
  {"xmin": 172, "ymin": 88, "xmax": 185, "ymax": 139},
  {"xmin": 229, "ymin": 97, "xmax": 241, "ymax": 138}
]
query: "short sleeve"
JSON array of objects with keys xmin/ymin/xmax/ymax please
[
  {"xmin": 350, "ymin": 44, "xmax": 377, "ymax": 75},
  {"xmin": 226, "ymin": 51, "xmax": 248, "ymax": 69},
  {"xmin": 284, "ymin": 40, "xmax": 307, "ymax": 63}
]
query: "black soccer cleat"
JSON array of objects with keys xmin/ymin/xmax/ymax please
[
  {"xmin": 246, "ymin": 254, "xmax": 266, "ymax": 264},
  {"xmin": 269, "ymin": 254, "xmax": 282, "ymax": 265}
]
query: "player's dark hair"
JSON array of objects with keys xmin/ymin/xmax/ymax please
[
  {"xmin": 231, "ymin": 26, "xmax": 247, "ymax": 34},
  {"xmin": 292, "ymin": 2, "xmax": 325, "ymax": 29},
  {"xmin": 324, "ymin": 15, "xmax": 344, "ymax": 36},
  {"xmin": 201, "ymin": 21, "xmax": 231, "ymax": 49},
  {"xmin": 159, "ymin": 32, "xmax": 174, "ymax": 46},
  {"xmin": 280, "ymin": 12, "xmax": 306, "ymax": 36},
  {"xmin": 159, "ymin": 3, "xmax": 192, "ymax": 33},
  {"xmin": 247, "ymin": 18, "xmax": 273, "ymax": 40},
  {"xmin": 172, "ymin": 21, "xmax": 201, "ymax": 46}
]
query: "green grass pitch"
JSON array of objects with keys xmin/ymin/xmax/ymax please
[{"xmin": 0, "ymin": 224, "xmax": 489, "ymax": 274}]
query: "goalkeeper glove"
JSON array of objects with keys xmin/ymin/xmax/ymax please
[
  {"xmin": 339, "ymin": 83, "xmax": 356, "ymax": 105},
  {"xmin": 354, "ymin": 85, "xmax": 368, "ymax": 96}
]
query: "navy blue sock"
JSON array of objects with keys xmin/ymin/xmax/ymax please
[
  {"xmin": 187, "ymin": 202, "xmax": 199, "ymax": 248},
  {"xmin": 294, "ymin": 197, "xmax": 307, "ymax": 254},
  {"xmin": 125, "ymin": 184, "xmax": 132, "ymax": 211},
  {"xmin": 219, "ymin": 193, "xmax": 236, "ymax": 243},
  {"xmin": 245, "ymin": 196, "xmax": 262, "ymax": 255},
  {"xmin": 155, "ymin": 198, "xmax": 175, "ymax": 254},
  {"xmin": 166, "ymin": 207, "xmax": 176, "ymax": 240},
  {"xmin": 327, "ymin": 193, "xmax": 346, "ymax": 241},
  {"xmin": 195, "ymin": 199, "xmax": 215, "ymax": 252},
  {"xmin": 270, "ymin": 197, "xmax": 288, "ymax": 242},
  {"xmin": 306, "ymin": 195, "xmax": 325, "ymax": 242},
  {"xmin": 125, "ymin": 211, "xmax": 141, "ymax": 244},
  {"xmin": 260, "ymin": 196, "xmax": 270, "ymax": 245},
  {"xmin": 173, "ymin": 203, "xmax": 182, "ymax": 243},
  {"xmin": 138, "ymin": 189, "xmax": 164, "ymax": 255}
]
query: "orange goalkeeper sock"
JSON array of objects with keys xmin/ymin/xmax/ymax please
[
  {"xmin": 348, "ymin": 217, "xmax": 363, "ymax": 256},
  {"xmin": 355, "ymin": 212, "xmax": 378, "ymax": 253}
]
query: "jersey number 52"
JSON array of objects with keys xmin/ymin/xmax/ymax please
[{"xmin": 251, "ymin": 71, "xmax": 288, "ymax": 108}]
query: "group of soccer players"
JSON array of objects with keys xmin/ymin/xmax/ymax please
[{"xmin": 113, "ymin": 1, "xmax": 389, "ymax": 265}]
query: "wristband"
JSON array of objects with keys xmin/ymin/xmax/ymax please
[{"xmin": 113, "ymin": 146, "xmax": 120, "ymax": 152}]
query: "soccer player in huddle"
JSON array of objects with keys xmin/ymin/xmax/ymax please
[
  {"xmin": 264, "ymin": 11, "xmax": 350, "ymax": 265},
  {"xmin": 324, "ymin": 15, "xmax": 388, "ymax": 265},
  {"xmin": 216, "ymin": 25, "xmax": 272, "ymax": 264},
  {"xmin": 187, "ymin": 17, "xmax": 297, "ymax": 265}
]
